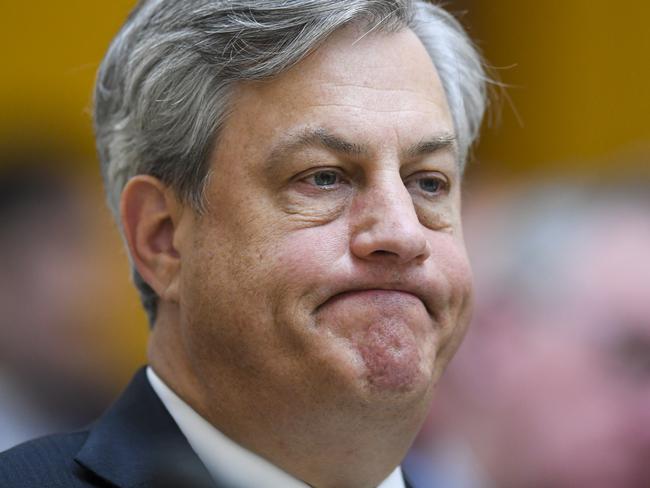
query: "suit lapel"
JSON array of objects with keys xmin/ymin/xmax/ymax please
[
  {"xmin": 74, "ymin": 367, "xmax": 215, "ymax": 488},
  {"xmin": 74, "ymin": 367, "xmax": 422, "ymax": 488},
  {"xmin": 402, "ymin": 469, "xmax": 415, "ymax": 488}
]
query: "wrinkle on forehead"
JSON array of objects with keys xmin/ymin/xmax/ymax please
[
  {"xmin": 317, "ymin": 82, "xmax": 440, "ymax": 96},
  {"xmin": 242, "ymin": 26, "xmax": 449, "ymax": 107},
  {"xmin": 308, "ymin": 104, "xmax": 442, "ymax": 115},
  {"xmin": 216, "ymin": 24, "xmax": 455, "ymax": 172}
]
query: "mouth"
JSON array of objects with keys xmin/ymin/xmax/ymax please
[{"xmin": 317, "ymin": 288, "xmax": 431, "ymax": 316}]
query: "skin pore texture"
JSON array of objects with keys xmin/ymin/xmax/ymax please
[{"xmin": 129, "ymin": 25, "xmax": 474, "ymax": 488}]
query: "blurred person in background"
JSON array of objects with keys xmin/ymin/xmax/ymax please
[
  {"xmin": 0, "ymin": 150, "xmax": 116, "ymax": 452},
  {"xmin": 405, "ymin": 183, "xmax": 650, "ymax": 488}
]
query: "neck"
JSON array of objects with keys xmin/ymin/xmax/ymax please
[{"xmin": 148, "ymin": 306, "xmax": 427, "ymax": 488}]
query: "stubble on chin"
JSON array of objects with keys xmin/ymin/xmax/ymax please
[{"xmin": 356, "ymin": 318, "xmax": 424, "ymax": 392}]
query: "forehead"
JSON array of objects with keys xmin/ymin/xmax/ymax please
[{"xmin": 217, "ymin": 26, "xmax": 454, "ymax": 162}]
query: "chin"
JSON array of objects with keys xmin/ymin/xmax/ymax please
[
  {"xmin": 355, "ymin": 314, "xmax": 436, "ymax": 393},
  {"xmin": 313, "ymin": 296, "xmax": 437, "ymax": 389}
]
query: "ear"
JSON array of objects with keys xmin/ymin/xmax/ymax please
[{"xmin": 120, "ymin": 175, "xmax": 185, "ymax": 303}]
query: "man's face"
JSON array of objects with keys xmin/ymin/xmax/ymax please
[{"xmin": 177, "ymin": 27, "xmax": 472, "ymax": 418}]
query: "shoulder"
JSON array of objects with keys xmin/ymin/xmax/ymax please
[{"xmin": 0, "ymin": 431, "xmax": 101, "ymax": 487}]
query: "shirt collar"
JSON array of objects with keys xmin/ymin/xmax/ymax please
[{"xmin": 147, "ymin": 367, "xmax": 405, "ymax": 488}]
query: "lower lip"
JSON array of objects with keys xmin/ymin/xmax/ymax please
[{"xmin": 322, "ymin": 289, "xmax": 421, "ymax": 308}]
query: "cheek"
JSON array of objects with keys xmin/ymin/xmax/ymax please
[
  {"xmin": 426, "ymin": 227, "xmax": 473, "ymax": 307},
  {"xmin": 428, "ymin": 233, "xmax": 474, "ymax": 369},
  {"xmin": 412, "ymin": 192, "xmax": 462, "ymax": 232},
  {"xmin": 270, "ymin": 220, "xmax": 350, "ymax": 283}
]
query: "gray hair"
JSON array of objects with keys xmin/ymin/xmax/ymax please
[{"xmin": 94, "ymin": 0, "xmax": 491, "ymax": 325}]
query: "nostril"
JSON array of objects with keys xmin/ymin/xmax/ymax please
[{"xmin": 371, "ymin": 250, "xmax": 398, "ymax": 258}]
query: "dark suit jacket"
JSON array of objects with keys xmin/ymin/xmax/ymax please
[{"xmin": 0, "ymin": 368, "xmax": 416, "ymax": 488}]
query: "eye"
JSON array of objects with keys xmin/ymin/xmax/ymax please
[
  {"xmin": 405, "ymin": 172, "xmax": 449, "ymax": 196},
  {"xmin": 418, "ymin": 177, "xmax": 444, "ymax": 194},
  {"xmin": 306, "ymin": 170, "xmax": 342, "ymax": 188},
  {"xmin": 290, "ymin": 167, "xmax": 351, "ymax": 198}
]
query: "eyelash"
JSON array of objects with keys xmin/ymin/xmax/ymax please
[
  {"xmin": 297, "ymin": 168, "xmax": 449, "ymax": 197},
  {"xmin": 405, "ymin": 173, "xmax": 450, "ymax": 197},
  {"xmin": 300, "ymin": 168, "xmax": 348, "ymax": 190}
]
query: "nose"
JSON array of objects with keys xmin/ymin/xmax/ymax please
[{"xmin": 349, "ymin": 172, "xmax": 430, "ymax": 265}]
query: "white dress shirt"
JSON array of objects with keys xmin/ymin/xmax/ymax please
[{"xmin": 147, "ymin": 367, "xmax": 406, "ymax": 488}]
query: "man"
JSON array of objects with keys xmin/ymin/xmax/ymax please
[{"xmin": 0, "ymin": 1, "xmax": 488, "ymax": 486}]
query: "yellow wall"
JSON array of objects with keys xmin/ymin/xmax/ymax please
[
  {"xmin": 1, "ymin": 2, "xmax": 135, "ymax": 156},
  {"xmin": 457, "ymin": 0, "xmax": 650, "ymax": 179}
]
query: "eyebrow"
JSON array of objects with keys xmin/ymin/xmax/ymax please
[
  {"xmin": 265, "ymin": 127, "xmax": 457, "ymax": 171},
  {"xmin": 405, "ymin": 134, "xmax": 457, "ymax": 159}
]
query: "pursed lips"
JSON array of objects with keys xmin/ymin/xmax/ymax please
[{"xmin": 317, "ymin": 287, "xmax": 432, "ymax": 316}]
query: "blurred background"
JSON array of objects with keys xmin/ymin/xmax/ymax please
[{"xmin": 1, "ymin": 1, "xmax": 648, "ymax": 485}]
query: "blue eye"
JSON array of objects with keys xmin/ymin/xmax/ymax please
[
  {"xmin": 418, "ymin": 177, "xmax": 445, "ymax": 194},
  {"xmin": 312, "ymin": 171, "xmax": 339, "ymax": 187}
]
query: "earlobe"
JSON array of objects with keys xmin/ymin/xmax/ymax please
[{"xmin": 120, "ymin": 175, "xmax": 184, "ymax": 303}]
